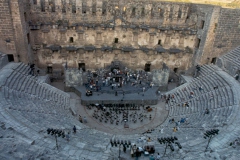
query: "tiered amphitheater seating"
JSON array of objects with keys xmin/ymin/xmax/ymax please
[
  {"xmin": 1, "ymin": 63, "xmax": 70, "ymax": 108},
  {"xmin": 148, "ymin": 64, "xmax": 240, "ymax": 152},
  {"xmin": 0, "ymin": 62, "xmax": 112, "ymax": 159},
  {"xmin": 216, "ymin": 46, "xmax": 240, "ymax": 81},
  {"xmin": 218, "ymin": 46, "xmax": 240, "ymax": 69},
  {"xmin": 0, "ymin": 61, "xmax": 240, "ymax": 159}
]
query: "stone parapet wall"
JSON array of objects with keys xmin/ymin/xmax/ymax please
[{"xmin": 0, "ymin": 52, "xmax": 9, "ymax": 70}]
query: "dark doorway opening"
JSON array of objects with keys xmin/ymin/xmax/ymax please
[
  {"xmin": 211, "ymin": 57, "xmax": 217, "ymax": 64},
  {"xmin": 158, "ymin": 40, "xmax": 161, "ymax": 45},
  {"xmin": 173, "ymin": 68, "xmax": 178, "ymax": 73},
  {"xmin": 69, "ymin": 37, "xmax": 74, "ymax": 43},
  {"xmin": 114, "ymin": 38, "xmax": 118, "ymax": 43},
  {"xmin": 7, "ymin": 54, "xmax": 14, "ymax": 62},
  {"xmin": 78, "ymin": 63, "xmax": 85, "ymax": 71},
  {"xmin": 47, "ymin": 66, "xmax": 53, "ymax": 74},
  {"xmin": 144, "ymin": 63, "xmax": 151, "ymax": 72},
  {"xmin": 27, "ymin": 33, "xmax": 30, "ymax": 44},
  {"xmin": 196, "ymin": 38, "xmax": 201, "ymax": 48}
]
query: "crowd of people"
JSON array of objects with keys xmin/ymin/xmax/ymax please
[{"xmin": 84, "ymin": 66, "xmax": 155, "ymax": 94}]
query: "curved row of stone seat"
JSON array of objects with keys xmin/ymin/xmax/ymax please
[
  {"xmin": 157, "ymin": 66, "xmax": 240, "ymax": 151},
  {"xmin": 197, "ymin": 64, "xmax": 220, "ymax": 77},
  {"xmin": 221, "ymin": 46, "xmax": 240, "ymax": 68},
  {"xmin": 0, "ymin": 63, "xmax": 70, "ymax": 108},
  {"xmin": 166, "ymin": 67, "xmax": 238, "ymax": 123},
  {"xmin": 2, "ymin": 86, "xmax": 75, "ymax": 128},
  {"xmin": 167, "ymin": 78, "xmax": 233, "ymax": 111},
  {"xmin": 0, "ymin": 62, "xmax": 120, "ymax": 159},
  {"xmin": 0, "ymin": 88, "xmax": 113, "ymax": 160},
  {"xmin": 216, "ymin": 46, "xmax": 240, "ymax": 82},
  {"xmin": 168, "ymin": 85, "xmax": 234, "ymax": 117}
]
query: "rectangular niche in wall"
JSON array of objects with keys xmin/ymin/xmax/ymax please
[
  {"xmin": 69, "ymin": 37, "xmax": 74, "ymax": 43},
  {"xmin": 115, "ymin": 38, "xmax": 118, "ymax": 43},
  {"xmin": 78, "ymin": 63, "xmax": 86, "ymax": 71},
  {"xmin": 47, "ymin": 66, "xmax": 53, "ymax": 74},
  {"xmin": 196, "ymin": 38, "xmax": 201, "ymax": 48},
  {"xmin": 145, "ymin": 63, "xmax": 151, "ymax": 72},
  {"xmin": 200, "ymin": 20, "xmax": 205, "ymax": 29},
  {"xmin": 27, "ymin": 33, "xmax": 30, "ymax": 44}
]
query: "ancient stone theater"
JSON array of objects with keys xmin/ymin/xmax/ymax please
[{"xmin": 0, "ymin": 0, "xmax": 240, "ymax": 159}]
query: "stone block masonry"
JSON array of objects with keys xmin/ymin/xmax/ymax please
[
  {"xmin": 1, "ymin": 0, "xmax": 240, "ymax": 75},
  {"xmin": 201, "ymin": 8, "xmax": 240, "ymax": 64},
  {"xmin": 0, "ymin": 0, "xmax": 16, "ymax": 56}
]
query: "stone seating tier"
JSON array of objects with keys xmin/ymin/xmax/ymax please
[
  {"xmin": 0, "ymin": 63, "xmax": 70, "ymax": 108},
  {"xmin": 222, "ymin": 46, "xmax": 240, "ymax": 68}
]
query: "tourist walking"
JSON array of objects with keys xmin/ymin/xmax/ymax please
[{"xmin": 73, "ymin": 125, "xmax": 76, "ymax": 133}]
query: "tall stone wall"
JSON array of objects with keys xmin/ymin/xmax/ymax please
[
  {"xmin": 1, "ymin": 0, "xmax": 240, "ymax": 73},
  {"xmin": 9, "ymin": 0, "xmax": 31, "ymax": 63},
  {"xmin": 200, "ymin": 8, "xmax": 240, "ymax": 64},
  {"xmin": 0, "ymin": 0, "xmax": 30, "ymax": 63},
  {"xmin": 0, "ymin": 0, "xmax": 16, "ymax": 56},
  {"xmin": 28, "ymin": 0, "xmax": 215, "ymax": 73},
  {"xmin": 191, "ymin": 4, "xmax": 216, "ymax": 65}
]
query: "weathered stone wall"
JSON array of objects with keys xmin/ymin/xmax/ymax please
[
  {"xmin": 200, "ymin": 8, "xmax": 240, "ymax": 64},
  {"xmin": 10, "ymin": 0, "xmax": 31, "ymax": 63},
  {"xmin": 1, "ymin": 0, "xmax": 240, "ymax": 74},
  {"xmin": 0, "ymin": 0, "xmax": 31, "ymax": 63},
  {"xmin": 191, "ymin": 5, "xmax": 216, "ymax": 65},
  {"xmin": 0, "ymin": 0, "xmax": 16, "ymax": 56},
  {"xmin": 152, "ymin": 68, "xmax": 170, "ymax": 90},
  {"xmin": 28, "ymin": 0, "xmax": 212, "ymax": 73},
  {"xmin": 65, "ymin": 68, "xmax": 83, "ymax": 87}
]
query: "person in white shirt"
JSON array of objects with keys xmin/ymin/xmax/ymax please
[{"xmin": 155, "ymin": 152, "xmax": 161, "ymax": 160}]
